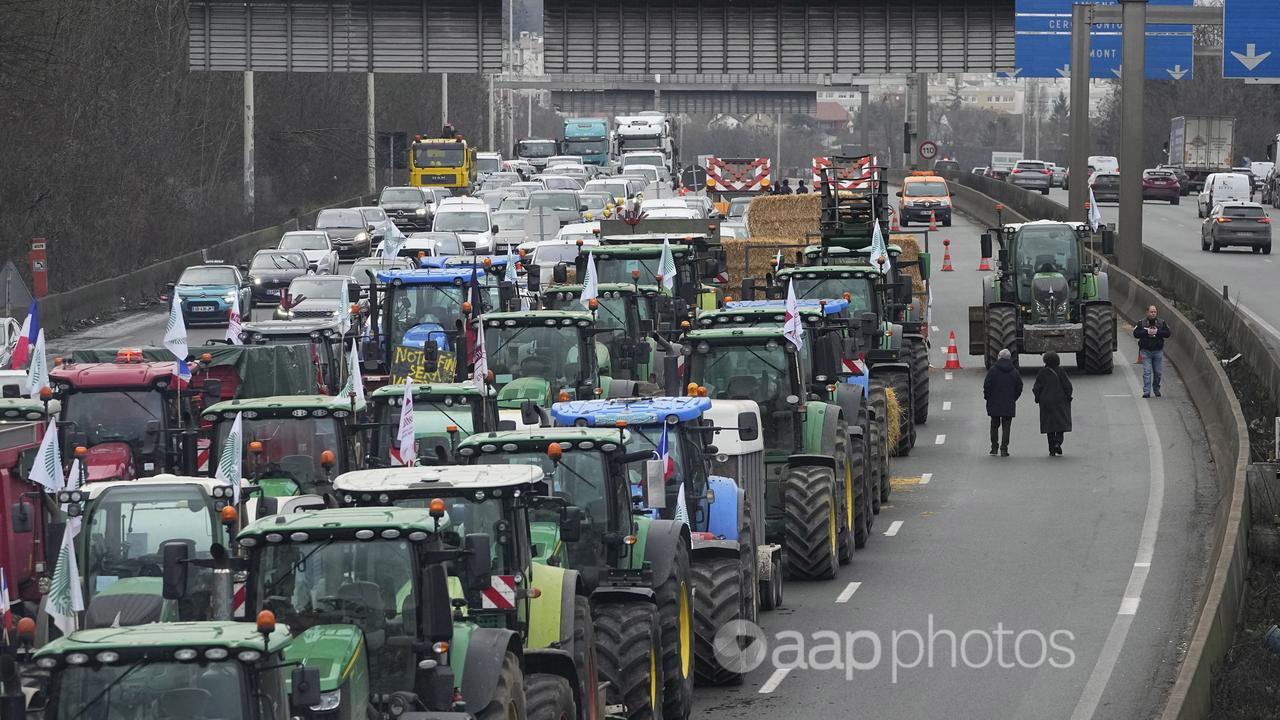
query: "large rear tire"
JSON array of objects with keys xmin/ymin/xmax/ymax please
[
  {"xmin": 867, "ymin": 382, "xmax": 890, "ymax": 508},
  {"xmin": 834, "ymin": 423, "xmax": 856, "ymax": 565},
  {"xmin": 782, "ymin": 466, "xmax": 840, "ymax": 581},
  {"xmin": 984, "ymin": 305, "xmax": 1018, "ymax": 370},
  {"xmin": 691, "ymin": 556, "xmax": 746, "ymax": 686},
  {"xmin": 593, "ymin": 602, "xmax": 664, "ymax": 720},
  {"xmin": 527, "ymin": 674, "xmax": 576, "ymax": 720},
  {"xmin": 849, "ymin": 429, "xmax": 871, "ymax": 549},
  {"xmin": 654, "ymin": 540, "xmax": 693, "ymax": 720},
  {"xmin": 475, "ymin": 652, "xmax": 527, "ymax": 720},
  {"xmin": 1081, "ymin": 304, "xmax": 1115, "ymax": 375},
  {"xmin": 906, "ymin": 337, "xmax": 930, "ymax": 424},
  {"xmin": 568, "ymin": 596, "xmax": 601, "ymax": 720},
  {"xmin": 884, "ymin": 369, "xmax": 915, "ymax": 457}
]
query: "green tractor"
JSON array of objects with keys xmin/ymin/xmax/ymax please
[
  {"xmin": 238, "ymin": 318, "xmax": 347, "ymax": 394},
  {"xmin": 683, "ymin": 327, "xmax": 859, "ymax": 580},
  {"xmin": 456, "ymin": 428, "xmax": 694, "ymax": 720},
  {"xmin": 332, "ymin": 464, "xmax": 605, "ymax": 720},
  {"xmin": 695, "ymin": 298, "xmax": 884, "ymax": 536},
  {"xmin": 364, "ymin": 381, "xmax": 518, "ymax": 466},
  {"xmin": 169, "ymin": 506, "xmax": 526, "ymax": 718},
  {"xmin": 21, "ymin": 620, "xmax": 388, "ymax": 720},
  {"xmin": 201, "ymin": 394, "xmax": 366, "ymax": 497},
  {"xmin": 969, "ymin": 220, "xmax": 1116, "ymax": 373},
  {"xmin": 768, "ymin": 263, "xmax": 920, "ymax": 456},
  {"xmin": 540, "ymin": 283, "xmax": 679, "ymax": 388},
  {"xmin": 579, "ymin": 244, "xmax": 716, "ymax": 320}
]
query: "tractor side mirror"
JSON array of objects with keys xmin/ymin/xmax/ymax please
[
  {"xmin": 917, "ymin": 251, "xmax": 931, "ymax": 281},
  {"xmin": 463, "ymin": 533, "xmax": 492, "ymax": 590},
  {"xmin": 420, "ymin": 563, "xmax": 455, "ymax": 643},
  {"xmin": 348, "ymin": 284, "xmax": 361, "ymax": 302},
  {"xmin": 740, "ymin": 277, "xmax": 757, "ymax": 299},
  {"xmin": 161, "ymin": 542, "xmax": 191, "ymax": 600},
  {"xmin": 737, "ymin": 412, "xmax": 760, "ymax": 442},
  {"xmin": 644, "ymin": 459, "xmax": 667, "ymax": 509},
  {"xmin": 1101, "ymin": 227, "xmax": 1116, "ymax": 255},
  {"xmin": 553, "ymin": 264, "xmax": 569, "ymax": 284},
  {"xmin": 520, "ymin": 400, "xmax": 542, "ymax": 427},
  {"xmin": 559, "ymin": 506, "xmax": 584, "ymax": 543},
  {"xmin": 980, "ymin": 233, "xmax": 993, "ymax": 261},
  {"xmin": 257, "ymin": 496, "xmax": 279, "ymax": 518},
  {"xmin": 491, "ymin": 225, "xmax": 500, "ymax": 235},
  {"xmin": 421, "ymin": 340, "xmax": 440, "ymax": 373},
  {"xmin": 11, "ymin": 502, "xmax": 31, "ymax": 534},
  {"xmin": 526, "ymin": 266, "xmax": 541, "ymax": 293},
  {"xmin": 289, "ymin": 667, "xmax": 323, "ymax": 713}
]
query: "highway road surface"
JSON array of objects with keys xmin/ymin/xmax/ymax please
[
  {"xmin": 41, "ymin": 211, "xmax": 1215, "ymax": 720},
  {"xmin": 1049, "ymin": 187, "xmax": 1280, "ymax": 342},
  {"xmin": 694, "ymin": 204, "xmax": 1214, "ymax": 719}
]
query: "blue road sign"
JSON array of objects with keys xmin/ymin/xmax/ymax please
[
  {"xmin": 1223, "ymin": 0, "xmax": 1280, "ymax": 79},
  {"xmin": 1012, "ymin": 0, "xmax": 1194, "ymax": 80}
]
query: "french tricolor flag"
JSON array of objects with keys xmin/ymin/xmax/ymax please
[
  {"xmin": 10, "ymin": 299, "xmax": 38, "ymax": 369},
  {"xmin": 655, "ymin": 424, "xmax": 675, "ymax": 481},
  {"xmin": 173, "ymin": 359, "xmax": 192, "ymax": 389}
]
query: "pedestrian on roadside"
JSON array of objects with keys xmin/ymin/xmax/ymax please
[
  {"xmin": 983, "ymin": 348, "xmax": 1023, "ymax": 457},
  {"xmin": 779, "ymin": 178, "xmax": 793, "ymax": 195},
  {"xmin": 796, "ymin": 180, "xmax": 809, "ymax": 194},
  {"xmin": 1133, "ymin": 305, "xmax": 1171, "ymax": 398},
  {"xmin": 1033, "ymin": 351, "xmax": 1073, "ymax": 456}
]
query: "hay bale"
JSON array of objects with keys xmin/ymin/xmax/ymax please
[
  {"xmin": 885, "ymin": 387, "xmax": 902, "ymax": 451},
  {"xmin": 889, "ymin": 232, "xmax": 926, "ymax": 296},
  {"xmin": 747, "ymin": 195, "xmax": 822, "ymax": 239},
  {"xmin": 722, "ymin": 235, "xmax": 810, "ymax": 291}
]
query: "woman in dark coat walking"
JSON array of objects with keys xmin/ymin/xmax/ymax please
[
  {"xmin": 1032, "ymin": 351, "xmax": 1073, "ymax": 456},
  {"xmin": 983, "ymin": 348, "xmax": 1023, "ymax": 456}
]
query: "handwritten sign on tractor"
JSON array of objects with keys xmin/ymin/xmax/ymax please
[{"xmin": 390, "ymin": 344, "xmax": 457, "ymax": 384}]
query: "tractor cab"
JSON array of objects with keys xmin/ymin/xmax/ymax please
[
  {"xmin": 815, "ymin": 154, "xmax": 890, "ymax": 253},
  {"xmin": 989, "ymin": 221, "xmax": 1091, "ymax": 314},
  {"xmin": 541, "ymin": 282, "xmax": 675, "ymax": 384},
  {"xmin": 201, "ymin": 395, "xmax": 364, "ymax": 497},
  {"xmin": 0, "ymin": 399, "xmax": 61, "ymax": 625},
  {"xmin": 371, "ymin": 267, "xmax": 491, "ymax": 384},
  {"xmin": 365, "ymin": 381, "xmax": 500, "ymax": 466},
  {"xmin": 239, "ymin": 319, "xmax": 344, "ymax": 394},
  {"xmin": 481, "ymin": 310, "xmax": 602, "ymax": 409},
  {"xmin": 51, "ymin": 475, "xmax": 241, "ymax": 636},
  {"xmin": 585, "ymin": 244, "xmax": 711, "ymax": 320},
  {"xmin": 50, "ymin": 352, "xmax": 202, "ymax": 481}
]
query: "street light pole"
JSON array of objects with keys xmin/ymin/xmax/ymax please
[
  {"xmin": 1067, "ymin": 4, "xmax": 1092, "ymax": 225},
  {"xmin": 1117, "ymin": 0, "xmax": 1147, "ymax": 272}
]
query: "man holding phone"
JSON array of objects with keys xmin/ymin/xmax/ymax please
[{"xmin": 1133, "ymin": 305, "xmax": 1172, "ymax": 398}]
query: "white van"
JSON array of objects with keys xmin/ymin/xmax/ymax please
[
  {"xmin": 1198, "ymin": 172, "xmax": 1254, "ymax": 218},
  {"xmin": 1088, "ymin": 155, "xmax": 1120, "ymax": 173},
  {"xmin": 431, "ymin": 197, "xmax": 496, "ymax": 253}
]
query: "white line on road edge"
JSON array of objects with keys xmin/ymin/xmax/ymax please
[
  {"xmin": 835, "ymin": 582, "xmax": 862, "ymax": 604},
  {"xmin": 1103, "ymin": 394, "xmax": 1130, "ymax": 398},
  {"xmin": 945, "ymin": 372, "xmax": 954, "ymax": 381},
  {"xmin": 759, "ymin": 667, "xmax": 792, "ymax": 694},
  {"xmin": 1068, "ymin": 349, "xmax": 1166, "ymax": 720},
  {"xmin": 942, "ymin": 401, "xmax": 952, "ymax": 411},
  {"xmin": 884, "ymin": 521, "xmax": 903, "ymax": 537},
  {"xmin": 921, "ymin": 472, "xmax": 933, "ymax": 484},
  {"xmin": 935, "ymin": 434, "xmax": 946, "ymax": 445}
]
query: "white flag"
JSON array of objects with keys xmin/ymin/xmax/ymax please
[
  {"xmin": 392, "ymin": 380, "xmax": 417, "ymax": 466},
  {"xmin": 336, "ymin": 341, "xmax": 365, "ymax": 407},
  {"xmin": 504, "ymin": 248, "xmax": 518, "ymax": 283},
  {"xmin": 1088, "ymin": 185, "xmax": 1103, "ymax": 233},
  {"xmin": 26, "ymin": 329, "xmax": 47, "ymax": 400},
  {"xmin": 656, "ymin": 239, "xmax": 676, "ymax": 292},
  {"xmin": 225, "ymin": 293, "xmax": 243, "ymax": 346},
  {"xmin": 28, "ymin": 419, "xmax": 63, "ymax": 493},
  {"xmin": 47, "ymin": 516, "xmax": 85, "ymax": 636},
  {"xmin": 579, "ymin": 253, "xmax": 599, "ymax": 310},
  {"xmin": 869, "ymin": 218, "xmax": 891, "ymax": 275},
  {"xmin": 472, "ymin": 319, "xmax": 489, "ymax": 391},
  {"xmin": 215, "ymin": 412, "xmax": 243, "ymax": 505},
  {"xmin": 65, "ymin": 458, "xmax": 82, "ymax": 491},
  {"xmin": 382, "ymin": 221, "xmax": 408, "ymax": 260},
  {"xmin": 674, "ymin": 481, "xmax": 690, "ymax": 526},
  {"xmin": 164, "ymin": 294, "xmax": 189, "ymax": 362},
  {"xmin": 783, "ymin": 279, "xmax": 805, "ymax": 350}
]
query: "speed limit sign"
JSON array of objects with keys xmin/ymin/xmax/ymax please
[{"xmin": 918, "ymin": 140, "xmax": 939, "ymax": 161}]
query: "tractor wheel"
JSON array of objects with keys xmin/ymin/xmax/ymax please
[
  {"xmin": 738, "ymin": 516, "xmax": 759, "ymax": 625},
  {"xmin": 834, "ymin": 423, "xmax": 856, "ymax": 565},
  {"xmin": 655, "ymin": 540, "xmax": 694, "ymax": 720},
  {"xmin": 475, "ymin": 652, "xmax": 527, "ymax": 720},
  {"xmin": 782, "ymin": 465, "xmax": 840, "ymax": 581},
  {"xmin": 867, "ymin": 382, "xmax": 889, "ymax": 509},
  {"xmin": 691, "ymin": 556, "xmax": 747, "ymax": 686},
  {"xmin": 593, "ymin": 601, "xmax": 664, "ymax": 720},
  {"xmin": 984, "ymin": 305, "xmax": 1019, "ymax": 370},
  {"xmin": 527, "ymin": 674, "xmax": 576, "ymax": 720},
  {"xmin": 849, "ymin": 428, "xmax": 871, "ymax": 549},
  {"xmin": 1081, "ymin": 304, "xmax": 1116, "ymax": 375},
  {"xmin": 884, "ymin": 369, "xmax": 915, "ymax": 457},
  {"xmin": 568, "ymin": 596, "xmax": 601, "ymax": 720},
  {"xmin": 906, "ymin": 337, "xmax": 930, "ymax": 424}
]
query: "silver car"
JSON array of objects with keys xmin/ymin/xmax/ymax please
[
  {"xmin": 1009, "ymin": 160, "xmax": 1053, "ymax": 194},
  {"xmin": 1201, "ymin": 201, "xmax": 1272, "ymax": 254}
]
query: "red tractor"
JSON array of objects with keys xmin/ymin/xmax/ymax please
[{"xmin": 0, "ymin": 399, "xmax": 62, "ymax": 624}]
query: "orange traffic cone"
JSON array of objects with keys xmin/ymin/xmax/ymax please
[
  {"xmin": 929, "ymin": 210, "xmax": 938, "ymax": 232},
  {"xmin": 940, "ymin": 239, "xmax": 954, "ymax": 271},
  {"xmin": 890, "ymin": 211, "xmax": 900, "ymax": 232},
  {"xmin": 978, "ymin": 255, "xmax": 991, "ymax": 271},
  {"xmin": 944, "ymin": 331, "xmax": 962, "ymax": 369}
]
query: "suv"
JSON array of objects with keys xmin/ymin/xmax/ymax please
[
  {"xmin": 1090, "ymin": 171, "xmax": 1121, "ymax": 204},
  {"xmin": 1009, "ymin": 160, "xmax": 1053, "ymax": 194},
  {"xmin": 313, "ymin": 208, "xmax": 375, "ymax": 259},
  {"xmin": 378, "ymin": 186, "xmax": 435, "ymax": 231}
]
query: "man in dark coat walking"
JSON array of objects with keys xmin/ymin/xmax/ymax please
[
  {"xmin": 983, "ymin": 348, "xmax": 1023, "ymax": 456},
  {"xmin": 1133, "ymin": 305, "xmax": 1171, "ymax": 398},
  {"xmin": 1033, "ymin": 351, "xmax": 1073, "ymax": 456}
]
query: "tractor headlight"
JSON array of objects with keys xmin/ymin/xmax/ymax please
[{"xmin": 312, "ymin": 689, "xmax": 342, "ymax": 712}]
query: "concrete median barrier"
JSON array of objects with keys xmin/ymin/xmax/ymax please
[{"xmin": 937, "ymin": 169, "xmax": 1249, "ymax": 720}]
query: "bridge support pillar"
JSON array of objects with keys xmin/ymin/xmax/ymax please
[
  {"xmin": 1068, "ymin": 4, "xmax": 1091, "ymax": 226},
  {"xmin": 1117, "ymin": 0, "xmax": 1148, "ymax": 272}
]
